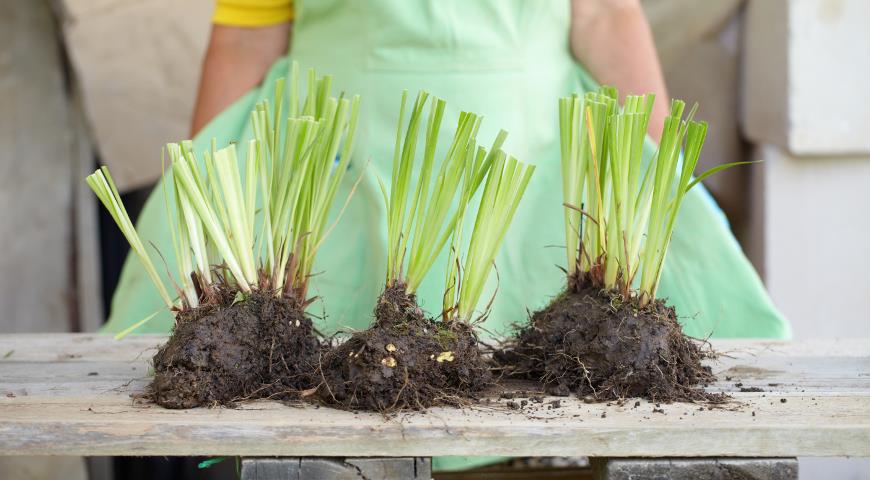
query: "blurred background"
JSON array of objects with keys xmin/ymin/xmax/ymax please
[{"xmin": 1, "ymin": 0, "xmax": 868, "ymax": 478}]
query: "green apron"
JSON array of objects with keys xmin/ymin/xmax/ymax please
[{"xmin": 105, "ymin": 0, "xmax": 789, "ymax": 471}]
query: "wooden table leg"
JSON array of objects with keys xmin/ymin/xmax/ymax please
[
  {"xmin": 592, "ymin": 458, "xmax": 798, "ymax": 479},
  {"xmin": 240, "ymin": 457, "xmax": 432, "ymax": 479}
]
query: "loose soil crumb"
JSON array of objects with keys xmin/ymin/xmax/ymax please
[
  {"xmin": 740, "ymin": 386, "xmax": 765, "ymax": 392},
  {"xmin": 495, "ymin": 282, "xmax": 723, "ymax": 403},
  {"xmin": 314, "ymin": 283, "xmax": 491, "ymax": 412},
  {"xmin": 150, "ymin": 289, "xmax": 320, "ymax": 409}
]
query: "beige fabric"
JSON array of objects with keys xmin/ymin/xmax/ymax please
[
  {"xmin": 643, "ymin": 0, "xmax": 743, "ymax": 66},
  {"xmin": 58, "ymin": 0, "xmax": 213, "ymax": 191}
]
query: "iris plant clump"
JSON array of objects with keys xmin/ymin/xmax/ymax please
[
  {"xmin": 380, "ymin": 90, "xmax": 534, "ymax": 323},
  {"xmin": 88, "ymin": 63, "xmax": 361, "ymax": 335},
  {"xmin": 314, "ymin": 90, "xmax": 534, "ymax": 411},
  {"xmin": 558, "ymin": 87, "xmax": 745, "ymax": 306}
]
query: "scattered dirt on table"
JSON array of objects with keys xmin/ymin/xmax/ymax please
[
  {"xmin": 740, "ymin": 386, "xmax": 765, "ymax": 392},
  {"xmin": 722, "ymin": 365, "xmax": 784, "ymax": 378},
  {"xmin": 495, "ymin": 281, "xmax": 724, "ymax": 403},
  {"xmin": 313, "ymin": 283, "xmax": 490, "ymax": 412},
  {"xmin": 149, "ymin": 288, "xmax": 320, "ymax": 409}
]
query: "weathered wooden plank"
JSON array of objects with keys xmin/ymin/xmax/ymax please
[
  {"xmin": 0, "ymin": 334, "xmax": 868, "ymax": 457},
  {"xmin": 4, "ymin": 334, "xmax": 870, "ymax": 362},
  {"xmin": 0, "ymin": 334, "xmax": 160, "ymax": 362},
  {"xmin": 595, "ymin": 458, "xmax": 798, "ymax": 480},
  {"xmin": 239, "ymin": 458, "xmax": 432, "ymax": 480},
  {"xmin": 1, "ymin": 394, "xmax": 868, "ymax": 457}
]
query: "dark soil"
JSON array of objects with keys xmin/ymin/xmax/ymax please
[
  {"xmin": 150, "ymin": 290, "xmax": 320, "ymax": 408},
  {"xmin": 313, "ymin": 283, "xmax": 491, "ymax": 412},
  {"xmin": 495, "ymin": 283, "xmax": 721, "ymax": 403}
]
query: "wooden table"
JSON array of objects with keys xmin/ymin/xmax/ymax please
[{"xmin": 1, "ymin": 334, "xmax": 868, "ymax": 478}]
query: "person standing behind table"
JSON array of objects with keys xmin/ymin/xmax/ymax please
[{"xmin": 106, "ymin": 0, "xmax": 789, "ymax": 470}]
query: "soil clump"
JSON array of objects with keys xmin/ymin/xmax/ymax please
[
  {"xmin": 495, "ymin": 282, "xmax": 721, "ymax": 403},
  {"xmin": 150, "ymin": 289, "xmax": 320, "ymax": 408},
  {"xmin": 314, "ymin": 283, "xmax": 491, "ymax": 412}
]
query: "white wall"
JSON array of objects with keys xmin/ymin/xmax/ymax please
[
  {"xmin": 757, "ymin": 145, "xmax": 870, "ymax": 339},
  {"xmin": 744, "ymin": 0, "xmax": 870, "ymax": 338},
  {"xmin": 742, "ymin": 1, "xmax": 870, "ymax": 477},
  {"xmin": 743, "ymin": 0, "xmax": 870, "ymax": 155}
]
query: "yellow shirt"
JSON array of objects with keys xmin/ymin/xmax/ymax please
[{"xmin": 213, "ymin": 0, "xmax": 294, "ymax": 27}]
